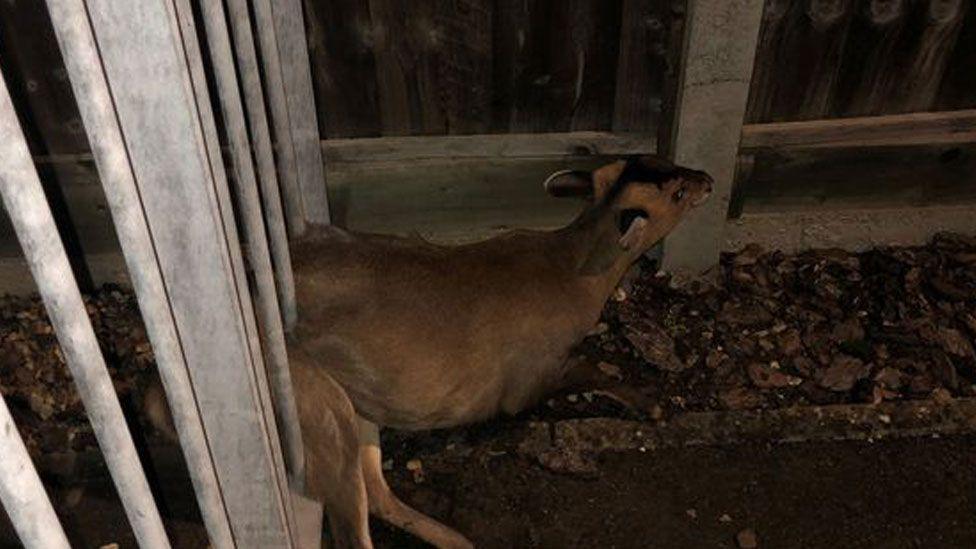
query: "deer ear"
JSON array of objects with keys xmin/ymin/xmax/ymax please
[
  {"xmin": 543, "ymin": 170, "xmax": 593, "ymax": 198},
  {"xmin": 591, "ymin": 160, "xmax": 627, "ymax": 200}
]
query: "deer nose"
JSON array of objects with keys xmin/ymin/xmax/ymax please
[
  {"xmin": 691, "ymin": 172, "xmax": 714, "ymax": 206},
  {"xmin": 700, "ymin": 172, "xmax": 715, "ymax": 194}
]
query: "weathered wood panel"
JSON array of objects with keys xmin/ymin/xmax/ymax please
[
  {"xmin": 303, "ymin": 0, "xmax": 382, "ymax": 137},
  {"xmin": 325, "ymin": 156, "xmax": 601, "ymax": 241},
  {"xmin": 321, "ymin": 131, "xmax": 656, "ymax": 163},
  {"xmin": 937, "ymin": 0, "xmax": 976, "ymax": 109},
  {"xmin": 740, "ymin": 109, "xmax": 976, "ymax": 151},
  {"xmin": 306, "ymin": 0, "xmax": 639, "ymax": 137},
  {"xmin": 612, "ymin": 0, "xmax": 674, "ymax": 133},
  {"xmin": 738, "ymin": 143, "xmax": 976, "ymax": 213},
  {"xmin": 745, "ymin": 0, "xmax": 855, "ymax": 122},
  {"xmin": 834, "ymin": 0, "xmax": 966, "ymax": 116},
  {"xmin": 489, "ymin": 0, "xmax": 625, "ymax": 133},
  {"xmin": 0, "ymin": 1, "xmax": 87, "ymax": 154},
  {"xmin": 747, "ymin": 0, "xmax": 976, "ymax": 122}
]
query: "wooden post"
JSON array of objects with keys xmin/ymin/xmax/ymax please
[
  {"xmin": 82, "ymin": 0, "xmax": 297, "ymax": 545},
  {"xmin": 661, "ymin": 0, "xmax": 765, "ymax": 276}
]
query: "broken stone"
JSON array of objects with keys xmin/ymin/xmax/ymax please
[
  {"xmin": 937, "ymin": 328, "xmax": 975, "ymax": 359},
  {"xmin": 624, "ymin": 322, "xmax": 686, "ymax": 372},
  {"xmin": 871, "ymin": 385, "xmax": 899, "ymax": 404},
  {"xmin": 719, "ymin": 513, "xmax": 733, "ymax": 523},
  {"xmin": 816, "ymin": 356, "xmax": 869, "ymax": 392},
  {"xmin": 831, "ymin": 317, "xmax": 865, "ymax": 344},
  {"xmin": 733, "ymin": 243, "xmax": 764, "ymax": 267},
  {"xmin": 777, "ymin": 329, "xmax": 803, "ymax": 356},
  {"xmin": 909, "ymin": 373, "xmax": 937, "ymax": 395},
  {"xmin": 746, "ymin": 362, "xmax": 801, "ymax": 389},
  {"xmin": 706, "ymin": 349, "xmax": 728, "ymax": 369},
  {"xmin": 792, "ymin": 356, "xmax": 816, "ymax": 378},
  {"xmin": 930, "ymin": 351, "xmax": 959, "ymax": 390},
  {"xmin": 596, "ymin": 361, "xmax": 624, "ymax": 381},
  {"xmin": 960, "ymin": 313, "xmax": 976, "ymax": 338},
  {"xmin": 930, "ymin": 276, "xmax": 971, "ymax": 302},
  {"xmin": 406, "ymin": 459, "xmax": 425, "ymax": 483},
  {"xmin": 736, "ymin": 528, "xmax": 759, "ymax": 549},
  {"xmin": 718, "ymin": 301, "xmax": 774, "ymax": 328},
  {"xmin": 931, "ymin": 387, "xmax": 953, "ymax": 405},
  {"xmin": 718, "ymin": 387, "xmax": 763, "ymax": 410},
  {"xmin": 874, "ymin": 367, "xmax": 904, "ymax": 390}
]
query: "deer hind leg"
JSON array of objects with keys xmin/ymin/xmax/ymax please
[
  {"xmin": 292, "ymin": 360, "xmax": 373, "ymax": 549},
  {"xmin": 358, "ymin": 418, "xmax": 474, "ymax": 549}
]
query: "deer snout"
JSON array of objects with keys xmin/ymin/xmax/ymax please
[{"xmin": 689, "ymin": 171, "xmax": 714, "ymax": 207}]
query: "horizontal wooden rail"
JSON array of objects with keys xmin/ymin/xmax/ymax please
[
  {"xmin": 321, "ymin": 131, "xmax": 657, "ymax": 164},
  {"xmin": 741, "ymin": 109, "xmax": 976, "ymax": 151}
]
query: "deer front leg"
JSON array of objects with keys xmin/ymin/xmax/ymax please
[{"xmin": 358, "ymin": 418, "xmax": 475, "ymax": 549}]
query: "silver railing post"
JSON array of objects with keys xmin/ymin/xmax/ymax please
[
  {"xmin": 0, "ymin": 395, "xmax": 71, "ymax": 549},
  {"xmin": 198, "ymin": 0, "xmax": 306, "ymax": 487},
  {"xmin": 44, "ymin": 1, "xmax": 237, "ymax": 546},
  {"xmin": 224, "ymin": 0, "xmax": 300, "ymax": 331},
  {"xmin": 0, "ymin": 59, "xmax": 170, "ymax": 549}
]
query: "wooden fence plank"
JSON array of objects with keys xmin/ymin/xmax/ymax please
[
  {"xmin": 366, "ymin": 0, "xmax": 446, "ymax": 134},
  {"xmin": 491, "ymin": 0, "xmax": 623, "ymax": 133},
  {"xmin": 895, "ymin": 0, "xmax": 969, "ymax": 112},
  {"xmin": 740, "ymin": 109, "xmax": 976, "ymax": 151},
  {"xmin": 612, "ymin": 0, "xmax": 673, "ymax": 133},
  {"xmin": 937, "ymin": 0, "xmax": 976, "ymax": 109},
  {"xmin": 745, "ymin": 0, "xmax": 855, "ymax": 122},
  {"xmin": 303, "ymin": 0, "xmax": 382, "ymax": 138},
  {"xmin": 322, "ymin": 131, "xmax": 656, "ymax": 163},
  {"xmin": 833, "ymin": 0, "xmax": 914, "ymax": 116},
  {"xmin": 430, "ymin": 0, "xmax": 494, "ymax": 135},
  {"xmin": 0, "ymin": 0, "xmax": 87, "ymax": 155}
]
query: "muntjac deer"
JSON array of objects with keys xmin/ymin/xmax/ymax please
[
  {"xmin": 145, "ymin": 155, "xmax": 712, "ymax": 548},
  {"xmin": 289, "ymin": 155, "xmax": 712, "ymax": 548}
]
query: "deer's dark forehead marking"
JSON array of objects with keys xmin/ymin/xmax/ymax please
[
  {"xmin": 602, "ymin": 156, "xmax": 677, "ymax": 204},
  {"xmin": 619, "ymin": 155, "xmax": 678, "ymax": 186}
]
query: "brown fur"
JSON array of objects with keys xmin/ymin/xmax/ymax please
[
  {"xmin": 290, "ymin": 156, "xmax": 712, "ymax": 547},
  {"xmin": 144, "ymin": 156, "xmax": 712, "ymax": 548}
]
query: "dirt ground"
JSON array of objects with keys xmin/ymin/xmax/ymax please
[
  {"xmin": 2, "ymin": 433, "xmax": 974, "ymax": 548},
  {"xmin": 1, "ymin": 233, "xmax": 975, "ymax": 547}
]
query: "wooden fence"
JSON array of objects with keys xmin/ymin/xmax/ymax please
[{"xmin": 0, "ymin": 0, "xmax": 974, "ymax": 287}]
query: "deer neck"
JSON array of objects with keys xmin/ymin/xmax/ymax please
[
  {"xmin": 555, "ymin": 204, "xmax": 636, "ymax": 306},
  {"xmin": 556, "ymin": 202, "xmax": 672, "ymax": 306}
]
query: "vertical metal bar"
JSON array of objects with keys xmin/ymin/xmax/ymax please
[
  {"xmin": 197, "ymin": 0, "xmax": 306, "ymax": 489},
  {"xmin": 0, "ymin": 63, "xmax": 170, "ymax": 549},
  {"xmin": 44, "ymin": 1, "xmax": 236, "ymax": 546},
  {"xmin": 249, "ymin": 0, "xmax": 307, "ymax": 237},
  {"xmin": 224, "ymin": 0, "xmax": 299, "ymax": 331},
  {"xmin": 82, "ymin": 0, "xmax": 295, "ymax": 543},
  {"xmin": 0, "ymin": 396, "xmax": 71, "ymax": 549},
  {"xmin": 270, "ymin": 0, "xmax": 331, "ymax": 225},
  {"xmin": 170, "ymin": 1, "xmax": 300, "ymax": 539}
]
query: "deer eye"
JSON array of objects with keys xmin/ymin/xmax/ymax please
[{"xmin": 672, "ymin": 188, "xmax": 686, "ymax": 203}]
